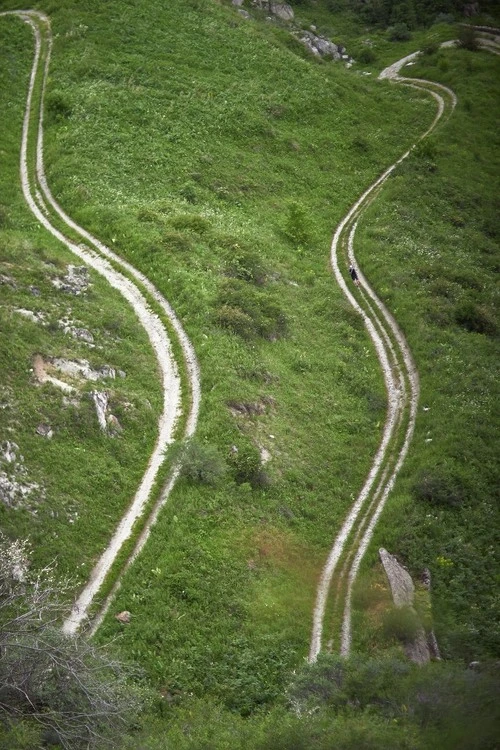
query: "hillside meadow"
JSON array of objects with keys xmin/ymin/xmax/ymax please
[{"xmin": 0, "ymin": 0, "xmax": 499, "ymax": 747}]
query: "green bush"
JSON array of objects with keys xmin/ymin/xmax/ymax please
[
  {"xmin": 161, "ymin": 230, "xmax": 192, "ymax": 252},
  {"xmin": 412, "ymin": 467, "xmax": 468, "ymax": 508},
  {"xmin": 283, "ymin": 200, "xmax": 312, "ymax": 249},
  {"xmin": 423, "ymin": 41, "xmax": 439, "ymax": 56},
  {"xmin": 454, "ymin": 301, "xmax": 497, "ymax": 336},
  {"xmin": 382, "ymin": 605, "xmax": 421, "ymax": 644},
  {"xmin": 216, "ymin": 304, "xmax": 257, "ymax": 339},
  {"xmin": 225, "ymin": 248, "xmax": 268, "ymax": 286},
  {"xmin": 457, "ymin": 25, "xmax": 479, "ymax": 52},
  {"xmin": 216, "ymin": 279, "xmax": 287, "ymax": 341},
  {"xmin": 168, "ymin": 213, "xmax": 210, "ymax": 234},
  {"xmin": 45, "ymin": 90, "xmax": 72, "ymax": 122},
  {"xmin": 228, "ymin": 439, "xmax": 269, "ymax": 488},
  {"xmin": 356, "ymin": 47, "xmax": 377, "ymax": 64},
  {"xmin": 178, "ymin": 439, "xmax": 227, "ymax": 485},
  {"xmin": 387, "ymin": 23, "xmax": 411, "ymax": 42}
]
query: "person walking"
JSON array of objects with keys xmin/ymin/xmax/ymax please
[{"xmin": 349, "ymin": 263, "xmax": 360, "ymax": 286}]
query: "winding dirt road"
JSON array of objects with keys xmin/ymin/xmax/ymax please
[
  {"xmin": 4, "ymin": 10, "xmax": 498, "ymax": 651},
  {"xmin": 1, "ymin": 10, "xmax": 200, "ymax": 636},
  {"xmin": 309, "ymin": 33, "xmax": 498, "ymax": 661}
]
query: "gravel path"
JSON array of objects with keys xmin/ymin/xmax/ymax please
[{"xmin": 2, "ymin": 10, "xmax": 200, "ymax": 636}]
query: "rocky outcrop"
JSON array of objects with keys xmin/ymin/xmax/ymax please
[
  {"xmin": 52, "ymin": 264, "xmax": 91, "ymax": 295},
  {"xmin": 297, "ymin": 30, "xmax": 342, "ymax": 59},
  {"xmin": 379, "ymin": 548, "xmax": 432, "ymax": 665},
  {"xmin": 249, "ymin": 1, "xmax": 294, "ymax": 22}
]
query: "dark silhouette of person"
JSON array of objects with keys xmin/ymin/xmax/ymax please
[{"xmin": 349, "ymin": 263, "xmax": 359, "ymax": 286}]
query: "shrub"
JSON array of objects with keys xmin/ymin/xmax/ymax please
[
  {"xmin": 433, "ymin": 13, "xmax": 455, "ymax": 25},
  {"xmin": 45, "ymin": 90, "xmax": 72, "ymax": 122},
  {"xmin": 178, "ymin": 439, "xmax": 227, "ymax": 485},
  {"xmin": 228, "ymin": 440, "xmax": 269, "ymax": 488},
  {"xmin": 423, "ymin": 41, "xmax": 439, "ymax": 56},
  {"xmin": 225, "ymin": 247, "xmax": 267, "ymax": 286},
  {"xmin": 179, "ymin": 182, "xmax": 198, "ymax": 203},
  {"xmin": 161, "ymin": 230, "xmax": 192, "ymax": 252},
  {"xmin": 382, "ymin": 606, "xmax": 421, "ymax": 644},
  {"xmin": 387, "ymin": 23, "xmax": 411, "ymax": 42},
  {"xmin": 412, "ymin": 467, "xmax": 469, "ymax": 508},
  {"xmin": 0, "ymin": 536, "xmax": 142, "ymax": 749},
  {"xmin": 457, "ymin": 25, "xmax": 479, "ymax": 51},
  {"xmin": 168, "ymin": 213, "xmax": 210, "ymax": 234},
  {"xmin": 217, "ymin": 304, "xmax": 257, "ymax": 339},
  {"xmin": 283, "ymin": 200, "xmax": 312, "ymax": 249},
  {"xmin": 454, "ymin": 302, "xmax": 497, "ymax": 336},
  {"xmin": 216, "ymin": 280, "xmax": 287, "ymax": 341},
  {"xmin": 357, "ymin": 47, "xmax": 377, "ymax": 64}
]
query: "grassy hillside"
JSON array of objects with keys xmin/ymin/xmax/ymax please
[{"xmin": 0, "ymin": 0, "xmax": 498, "ymax": 747}]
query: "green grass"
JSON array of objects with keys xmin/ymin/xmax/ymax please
[
  {"xmin": 1, "ymin": 1, "xmax": 499, "ymax": 747},
  {"xmin": 0, "ymin": 15, "xmax": 163, "ymax": 581}
]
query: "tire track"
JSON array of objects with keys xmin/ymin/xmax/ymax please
[
  {"xmin": 309, "ymin": 43, "xmax": 463, "ymax": 662},
  {"xmin": 1, "ymin": 10, "xmax": 200, "ymax": 636}
]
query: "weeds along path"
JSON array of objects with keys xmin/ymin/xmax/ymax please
[
  {"xmin": 1, "ymin": 10, "xmax": 200, "ymax": 636},
  {"xmin": 309, "ymin": 44, "xmax": 464, "ymax": 663}
]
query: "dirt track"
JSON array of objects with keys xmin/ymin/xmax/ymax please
[
  {"xmin": 1, "ymin": 10, "xmax": 200, "ymax": 636},
  {"xmin": 4, "ymin": 10, "xmax": 498, "ymax": 648},
  {"xmin": 309, "ymin": 40, "xmax": 487, "ymax": 661}
]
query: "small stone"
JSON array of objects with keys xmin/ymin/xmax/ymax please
[
  {"xmin": 29, "ymin": 286, "xmax": 41, "ymax": 296},
  {"xmin": 107, "ymin": 414, "xmax": 123, "ymax": 434},
  {"xmin": 115, "ymin": 610, "xmax": 131, "ymax": 624},
  {"xmin": 36, "ymin": 423, "xmax": 53, "ymax": 439}
]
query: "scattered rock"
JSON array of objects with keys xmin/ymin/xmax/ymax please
[
  {"xmin": 92, "ymin": 391, "xmax": 109, "ymax": 432},
  {"xmin": 50, "ymin": 357, "xmax": 115, "ymax": 382},
  {"xmin": 52, "ymin": 265, "xmax": 91, "ymax": 295},
  {"xmin": 468, "ymin": 660, "xmax": 481, "ymax": 670},
  {"xmin": 0, "ymin": 274, "xmax": 16, "ymax": 287},
  {"xmin": 0, "ymin": 441, "xmax": 44, "ymax": 510},
  {"xmin": 14, "ymin": 308, "xmax": 46, "ymax": 324},
  {"xmin": 29, "ymin": 286, "xmax": 41, "ymax": 296},
  {"xmin": 231, "ymin": 0, "xmax": 245, "ymax": 5},
  {"xmin": 67, "ymin": 327, "xmax": 95, "ymax": 344},
  {"xmin": 1, "ymin": 441, "xmax": 18, "ymax": 464},
  {"xmin": 107, "ymin": 414, "xmax": 123, "ymax": 435},
  {"xmin": 115, "ymin": 610, "xmax": 131, "ymax": 624},
  {"xmin": 252, "ymin": 1, "xmax": 294, "ymax": 22},
  {"xmin": 227, "ymin": 396, "xmax": 275, "ymax": 418},
  {"xmin": 36, "ymin": 423, "xmax": 53, "ymax": 439},
  {"xmin": 260, "ymin": 446, "xmax": 271, "ymax": 464}
]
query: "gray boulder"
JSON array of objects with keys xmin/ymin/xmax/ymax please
[{"xmin": 297, "ymin": 30, "xmax": 341, "ymax": 59}]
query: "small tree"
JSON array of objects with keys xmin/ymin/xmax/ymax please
[
  {"xmin": 457, "ymin": 24, "xmax": 479, "ymax": 51},
  {"xmin": 0, "ymin": 536, "xmax": 143, "ymax": 749}
]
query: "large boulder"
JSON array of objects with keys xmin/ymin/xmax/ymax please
[
  {"xmin": 251, "ymin": 1, "xmax": 294, "ymax": 22},
  {"xmin": 297, "ymin": 30, "xmax": 341, "ymax": 59}
]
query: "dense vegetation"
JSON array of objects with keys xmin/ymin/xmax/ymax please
[{"xmin": 0, "ymin": 0, "xmax": 498, "ymax": 746}]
